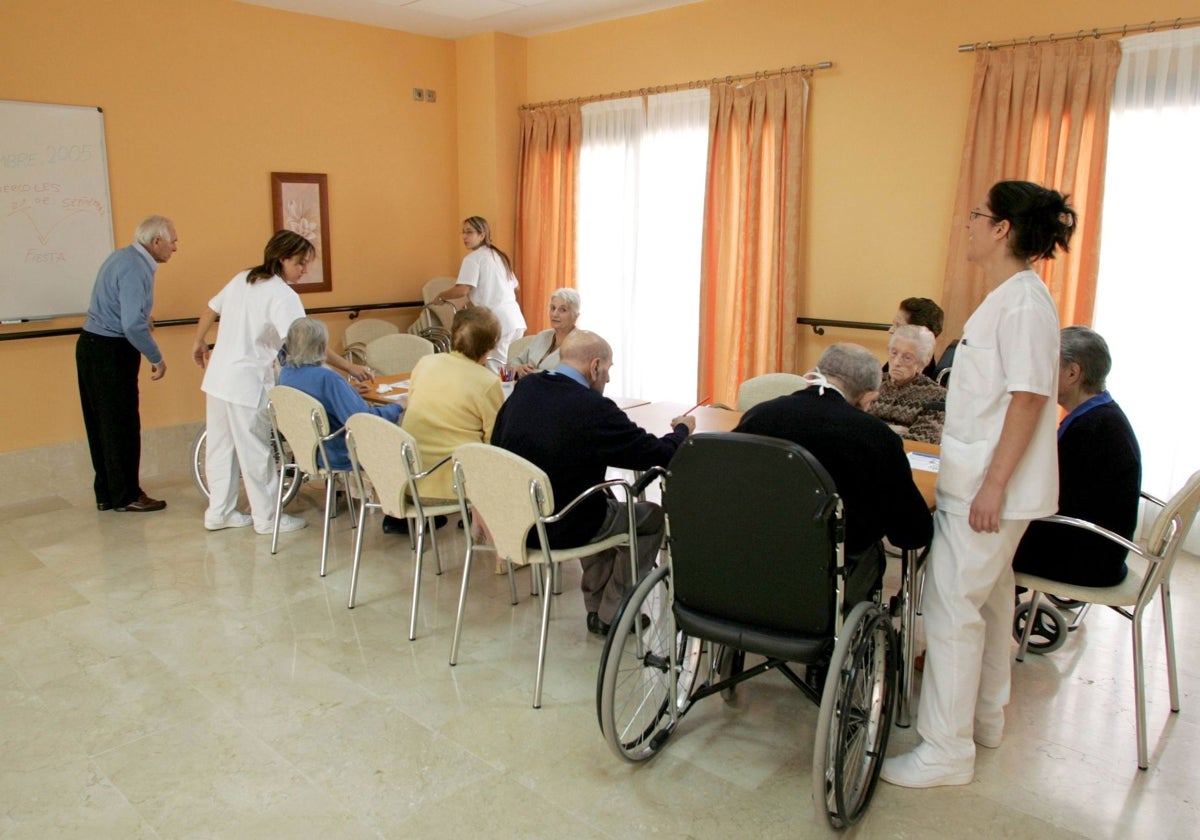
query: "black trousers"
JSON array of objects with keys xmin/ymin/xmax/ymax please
[{"xmin": 76, "ymin": 331, "xmax": 144, "ymax": 507}]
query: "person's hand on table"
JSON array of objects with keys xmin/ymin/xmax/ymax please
[
  {"xmin": 351, "ymin": 378, "xmax": 373, "ymax": 395},
  {"xmin": 346, "ymin": 363, "xmax": 373, "ymax": 382},
  {"xmin": 969, "ymin": 477, "xmax": 1004, "ymax": 533},
  {"xmin": 512, "ymin": 363, "xmax": 538, "ymax": 379},
  {"xmin": 671, "ymin": 415, "xmax": 697, "ymax": 434}
]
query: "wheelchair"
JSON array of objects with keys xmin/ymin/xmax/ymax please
[
  {"xmin": 595, "ymin": 433, "xmax": 898, "ymax": 828},
  {"xmin": 188, "ymin": 424, "xmax": 304, "ymax": 507}
]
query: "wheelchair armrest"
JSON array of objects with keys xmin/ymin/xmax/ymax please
[
  {"xmin": 1036, "ymin": 514, "xmax": 1147, "ymax": 559},
  {"xmin": 542, "ymin": 478, "xmax": 633, "ymax": 524},
  {"xmin": 630, "ymin": 466, "xmax": 666, "ymax": 497}
]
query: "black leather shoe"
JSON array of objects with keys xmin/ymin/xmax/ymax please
[
  {"xmin": 382, "ymin": 515, "xmax": 409, "ymax": 534},
  {"xmin": 586, "ymin": 612, "xmax": 610, "ymax": 636},
  {"xmin": 114, "ymin": 494, "xmax": 166, "ymax": 512},
  {"xmin": 96, "ymin": 502, "xmax": 112, "ymax": 511}
]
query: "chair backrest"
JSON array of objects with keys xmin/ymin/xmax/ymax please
[
  {"xmin": 422, "ymin": 276, "xmax": 456, "ymax": 304},
  {"xmin": 345, "ymin": 413, "xmax": 420, "ymax": 519},
  {"xmin": 364, "ymin": 333, "xmax": 436, "ymax": 374},
  {"xmin": 268, "ymin": 385, "xmax": 332, "ymax": 476},
  {"xmin": 342, "ymin": 318, "xmax": 398, "ymax": 362},
  {"xmin": 1145, "ymin": 469, "xmax": 1200, "ymax": 565},
  {"xmin": 453, "ymin": 443, "xmax": 554, "ymax": 566},
  {"xmin": 736, "ymin": 372, "xmax": 808, "ymax": 411},
  {"xmin": 506, "ymin": 334, "xmax": 537, "ymax": 365},
  {"xmin": 664, "ymin": 432, "xmax": 842, "ymax": 636},
  {"xmin": 933, "ymin": 339, "xmax": 959, "ymax": 386}
]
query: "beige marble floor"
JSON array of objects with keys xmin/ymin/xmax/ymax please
[{"xmin": 1, "ymin": 473, "xmax": 1196, "ymax": 839}]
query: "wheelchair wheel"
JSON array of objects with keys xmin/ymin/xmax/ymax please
[
  {"xmin": 597, "ymin": 563, "xmax": 705, "ymax": 762},
  {"xmin": 190, "ymin": 426, "xmax": 303, "ymax": 507},
  {"xmin": 1012, "ymin": 601, "xmax": 1067, "ymax": 654},
  {"xmin": 812, "ymin": 601, "xmax": 897, "ymax": 828}
]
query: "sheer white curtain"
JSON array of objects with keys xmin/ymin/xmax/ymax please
[
  {"xmin": 577, "ymin": 89, "xmax": 710, "ymax": 401},
  {"xmin": 1092, "ymin": 28, "xmax": 1200, "ymax": 548}
]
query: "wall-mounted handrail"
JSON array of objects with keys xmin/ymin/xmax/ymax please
[
  {"xmin": 796, "ymin": 317, "xmax": 889, "ymax": 336},
  {"xmin": 0, "ymin": 300, "xmax": 425, "ymax": 342}
]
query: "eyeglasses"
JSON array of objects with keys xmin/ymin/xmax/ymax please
[{"xmin": 969, "ymin": 210, "xmax": 1001, "ymax": 223}]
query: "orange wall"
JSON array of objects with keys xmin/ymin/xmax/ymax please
[
  {"xmin": 0, "ymin": 0, "xmax": 459, "ymax": 452},
  {"xmin": 524, "ymin": 0, "xmax": 1195, "ymax": 368}
]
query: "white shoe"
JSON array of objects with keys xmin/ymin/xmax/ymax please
[
  {"xmin": 257, "ymin": 513, "xmax": 307, "ymax": 535},
  {"xmin": 880, "ymin": 748, "xmax": 973, "ymax": 789},
  {"xmin": 205, "ymin": 512, "xmax": 253, "ymax": 531}
]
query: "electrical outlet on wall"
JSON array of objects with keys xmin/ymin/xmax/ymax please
[
  {"xmin": 425, "ymin": 89, "xmax": 436, "ymax": 103},
  {"xmin": 413, "ymin": 88, "xmax": 425, "ymax": 101}
]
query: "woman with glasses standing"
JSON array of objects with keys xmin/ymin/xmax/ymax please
[
  {"xmin": 882, "ymin": 181, "xmax": 1076, "ymax": 789},
  {"xmin": 436, "ymin": 216, "xmax": 526, "ymax": 374}
]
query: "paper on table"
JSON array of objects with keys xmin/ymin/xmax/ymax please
[
  {"xmin": 375, "ymin": 379, "xmax": 411, "ymax": 394},
  {"xmin": 907, "ymin": 451, "xmax": 940, "ymax": 473}
]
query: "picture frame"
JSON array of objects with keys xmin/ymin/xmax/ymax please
[{"xmin": 271, "ymin": 172, "xmax": 331, "ymax": 293}]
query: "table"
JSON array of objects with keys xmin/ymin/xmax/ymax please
[
  {"xmin": 360, "ymin": 372, "xmax": 411, "ymax": 407},
  {"xmin": 623, "ymin": 400, "xmax": 742, "ymax": 434}
]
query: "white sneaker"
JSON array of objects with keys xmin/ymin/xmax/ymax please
[
  {"xmin": 880, "ymin": 748, "xmax": 973, "ymax": 789},
  {"xmin": 256, "ymin": 513, "xmax": 307, "ymax": 535},
  {"xmin": 205, "ymin": 512, "xmax": 253, "ymax": 531}
]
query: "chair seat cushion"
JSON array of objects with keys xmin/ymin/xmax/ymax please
[
  {"xmin": 1015, "ymin": 554, "xmax": 1149, "ymax": 607},
  {"xmin": 674, "ymin": 602, "xmax": 832, "ymax": 664}
]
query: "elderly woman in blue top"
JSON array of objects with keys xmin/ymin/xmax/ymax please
[{"xmin": 278, "ymin": 317, "xmax": 402, "ymax": 470}]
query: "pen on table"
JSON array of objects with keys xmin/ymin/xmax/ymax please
[{"xmin": 682, "ymin": 397, "xmax": 711, "ymax": 415}]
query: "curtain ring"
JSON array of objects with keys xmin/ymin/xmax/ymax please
[
  {"xmin": 1047, "ymin": 32, "xmax": 1055, "ymax": 43},
  {"xmin": 986, "ymin": 40, "xmax": 993, "ymax": 50},
  {"xmin": 1028, "ymin": 35, "xmax": 1035, "ymax": 46},
  {"xmin": 1092, "ymin": 28, "xmax": 1101, "ymax": 40},
  {"xmin": 1075, "ymin": 29, "xmax": 1085, "ymax": 41},
  {"xmin": 1147, "ymin": 21, "xmax": 1156, "ymax": 33},
  {"xmin": 1121, "ymin": 24, "xmax": 1128, "ymax": 37},
  {"xmin": 1175, "ymin": 18, "xmax": 1183, "ymax": 29}
]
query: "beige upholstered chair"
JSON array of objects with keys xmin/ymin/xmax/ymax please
[
  {"xmin": 736, "ymin": 372, "xmax": 808, "ymax": 411},
  {"xmin": 448, "ymin": 442, "xmax": 639, "ymax": 708},
  {"xmin": 1014, "ymin": 469, "xmax": 1200, "ymax": 769},
  {"xmin": 422, "ymin": 276, "xmax": 457, "ymax": 304},
  {"xmin": 266, "ymin": 385, "xmax": 358, "ymax": 575},
  {"xmin": 342, "ymin": 318, "xmax": 398, "ymax": 365},
  {"xmin": 505, "ymin": 334, "xmax": 537, "ymax": 367},
  {"xmin": 363, "ymin": 333, "xmax": 436, "ymax": 375},
  {"xmin": 344, "ymin": 414, "xmax": 459, "ymax": 639}
]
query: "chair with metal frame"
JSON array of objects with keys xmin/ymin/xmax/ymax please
[
  {"xmin": 266, "ymin": 385, "xmax": 358, "ymax": 574},
  {"xmin": 363, "ymin": 333, "xmax": 437, "ymax": 375},
  {"xmin": 1013, "ymin": 469, "xmax": 1200, "ymax": 769},
  {"xmin": 736, "ymin": 372, "xmax": 808, "ymax": 410},
  {"xmin": 342, "ymin": 318, "xmax": 398, "ymax": 365},
  {"xmin": 447, "ymin": 442, "xmax": 648, "ymax": 709},
  {"xmin": 344, "ymin": 414, "xmax": 464, "ymax": 639},
  {"xmin": 595, "ymin": 432, "xmax": 897, "ymax": 828}
]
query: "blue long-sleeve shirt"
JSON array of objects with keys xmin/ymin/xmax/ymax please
[
  {"xmin": 278, "ymin": 363, "xmax": 402, "ymax": 470},
  {"xmin": 81, "ymin": 242, "xmax": 162, "ymax": 363}
]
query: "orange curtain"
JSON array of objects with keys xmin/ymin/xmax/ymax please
[
  {"xmin": 514, "ymin": 105, "xmax": 581, "ymax": 333},
  {"xmin": 697, "ymin": 73, "xmax": 808, "ymax": 406},
  {"xmin": 941, "ymin": 40, "xmax": 1122, "ymax": 340}
]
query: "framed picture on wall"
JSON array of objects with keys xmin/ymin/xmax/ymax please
[{"xmin": 271, "ymin": 172, "xmax": 331, "ymax": 293}]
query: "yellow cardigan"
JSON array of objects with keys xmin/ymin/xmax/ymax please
[{"xmin": 402, "ymin": 351, "xmax": 503, "ymax": 499}]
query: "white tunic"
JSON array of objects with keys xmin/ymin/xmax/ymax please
[
  {"xmin": 456, "ymin": 247, "xmax": 527, "ymax": 336},
  {"xmin": 935, "ymin": 269, "xmax": 1059, "ymax": 519},
  {"xmin": 201, "ymin": 271, "xmax": 306, "ymax": 408}
]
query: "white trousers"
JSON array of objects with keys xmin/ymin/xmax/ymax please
[
  {"xmin": 486, "ymin": 326, "xmax": 526, "ymax": 375},
  {"xmin": 916, "ymin": 510, "xmax": 1029, "ymax": 764},
  {"xmin": 205, "ymin": 393, "xmax": 279, "ymax": 530}
]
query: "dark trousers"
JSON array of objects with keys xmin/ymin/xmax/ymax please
[{"xmin": 76, "ymin": 331, "xmax": 144, "ymax": 507}]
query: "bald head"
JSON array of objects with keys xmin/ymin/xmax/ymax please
[{"xmin": 559, "ymin": 330, "xmax": 612, "ymax": 393}]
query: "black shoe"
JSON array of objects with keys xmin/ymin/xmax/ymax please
[
  {"xmin": 114, "ymin": 494, "xmax": 166, "ymax": 513},
  {"xmin": 382, "ymin": 515, "xmax": 408, "ymax": 534},
  {"xmin": 586, "ymin": 612, "xmax": 610, "ymax": 636},
  {"xmin": 96, "ymin": 502, "xmax": 112, "ymax": 511}
]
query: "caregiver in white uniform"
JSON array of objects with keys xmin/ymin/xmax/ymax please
[
  {"xmin": 436, "ymin": 215, "xmax": 526, "ymax": 374},
  {"xmin": 192, "ymin": 230, "xmax": 369, "ymax": 534},
  {"xmin": 882, "ymin": 181, "xmax": 1077, "ymax": 789}
]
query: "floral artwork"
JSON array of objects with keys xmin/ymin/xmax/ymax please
[{"xmin": 271, "ymin": 172, "xmax": 331, "ymax": 292}]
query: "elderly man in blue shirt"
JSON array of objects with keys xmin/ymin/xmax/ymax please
[{"xmin": 76, "ymin": 215, "xmax": 177, "ymax": 512}]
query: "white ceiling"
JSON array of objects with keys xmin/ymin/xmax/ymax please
[{"xmin": 238, "ymin": 0, "xmax": 703, "ymax": 39}]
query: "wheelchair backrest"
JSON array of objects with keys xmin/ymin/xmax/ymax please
[{"xmin": 664, "ymin": 432, "xmax": 842, "ymax": 637}]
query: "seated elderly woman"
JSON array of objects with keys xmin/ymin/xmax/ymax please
[
  {"xmin": 278, "ymin": 317, "xmax": 401, "ymax": 470},
  {"xmin": 867, "ymin": 324, "xmax": 946, "ymax": 444},
  {"xmin": 402, "ymin": 306, "xmax": 504, "ymax": 503},
  {"xmin": 507, "ymin": 287, "xmax": 580, "ymax": 379}
]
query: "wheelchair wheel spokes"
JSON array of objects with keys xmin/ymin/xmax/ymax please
[
  {"xmin": 813, "ymin": 602, "xmax": 896, "ymax": 828},
  {"xmin": 599, "ymin": 564, "xmax": 700, "ymax": 762},
  {"xmin": 190, "ymin": 425, "xmax": 304, "ymax": 507}
]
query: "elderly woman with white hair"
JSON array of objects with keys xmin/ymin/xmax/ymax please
[
  {"xmin": 277, "ymin": 317, "xmax": 402, "ymax": 471},
  {"xmin": 867, "ymin": 324, "xmax": 947, "ymax": 444},
  {"xmin": 507, "ymin": 287, "xmax": 581, "ymax": 379}
]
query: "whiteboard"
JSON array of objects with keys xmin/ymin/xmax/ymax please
[{"xmin": 0, "ymin": 100, "xmax": 114, "ymax": 321}]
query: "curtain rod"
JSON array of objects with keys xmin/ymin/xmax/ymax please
[
  {"xmin": 959, "ymin": 15, "xmax": 1200, "ymax": 52},
  {"xmin": 519, "ymin": 61, "xmax": 833, "ymax": 111}
]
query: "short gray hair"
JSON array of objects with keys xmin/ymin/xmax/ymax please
[
  {"xmin": 134, "ymin": 215, "xmax": 173, "ymax": 247},
  {"xmin": 1060, "ymin": 326, "xmax": 1111, "ymax": 393},
  {"xmin": 550, "ymin": 287, "xmax": 581, "ymax": 317},
  {"xmin": 285, "ymin": 317, "xmax": 328, "ymax": 367},
  {"xmin": 890, "ymin": 324, "xmax": 936, "ymax": 366},
  {"xmin": 816, "ymin": 343, "xmax": 882, "ymax": 402}
]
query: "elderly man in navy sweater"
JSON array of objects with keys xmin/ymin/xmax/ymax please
[{"xmin": 492, "ymin": 330, "xmax": 695, "ymax": 635}]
